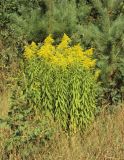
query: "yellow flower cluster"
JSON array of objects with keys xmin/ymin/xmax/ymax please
[
  {"xmin": 24, "ymin": 42, "xmax": 38, "ymax": 59},
  {"xmin": 24, "ymin": 34, "xmax": 96, "ymax": 69}
]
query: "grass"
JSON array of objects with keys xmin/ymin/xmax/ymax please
[
  {"xmin": 0, "ymin": 90, "xmax": 10, "ymax": 118},
  {"xmin": 0, "ymin": 90, "xmax": 10, "ymax": 159},
  {"xmin": 37, "ymin": 104, "xmax": 124, "ymax": 160},
  {"xmin": 0, "ymin": 91, "xmax": 124, "ymax": 160}
]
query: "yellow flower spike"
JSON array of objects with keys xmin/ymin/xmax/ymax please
[
  {"xmin": 44, "ymin": 34, "xmax": 54, "ymax": 44},
  {"xmin": 95, "ymin": 70, "xmax": 101, "ymax": 79},
  {"xmin": 57, "ymin": 33, "xmax": 71, "ymax": 50},
  {"xmin": 82, "ymin": 58, "xmax": 96, "ymax": 69},
  {"xmin": 30, "ymin": 42, "xmax": 38, "ymax": 50},
  {"xmin": 24, "ymin": 46, "xmax": 34, "ymax": 59},
  {"xmin": 90, "ymin": 59, "xmax": 96, "ymax": 68},
  {"xmin": 73, "ymin": 43, "xmax": 82, "ymax": 52},
  {"xmin": 61, "ymin": 33, "xmax": 71, "ymax": 43},
  {"xmin": 23, "ymin": 42, "xmax": 38, "ymax": 59},
  {"xmin": 84, "ymin": 48, "xmax": 94, "ymax": 56}
]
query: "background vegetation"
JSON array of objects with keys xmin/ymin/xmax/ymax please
[{"xmin": 0, "ymin": 0, "xmax": 124, "ymax": 159}]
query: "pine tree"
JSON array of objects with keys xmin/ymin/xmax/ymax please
[
  {"xmin": 41, "ymin": 0, "xmax": 77, "ymax": 38},
  {"xmin": 0, "ymin": 0, "xmax": 46, "ymax": 44},
  {"xmin": 76, "ymin": 0, "xmax": 124, "ymax": 104}
]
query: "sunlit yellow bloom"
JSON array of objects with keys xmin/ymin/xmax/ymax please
[
  {"xmin": 30, "ymin": 42, "xmax": 38, "ymax": 50},
  {"xmin": 37, "ymin": 43, "xmax": 55, "ymax": 60},
  {"xmin": 57, "ymin": 33, "xmax": 71, "ymax": 50},
  {"xmin": 24, "ymin": 47, "xmax": 33, "ymax": 59},
  {"xmin": 73, "ymin": 44, "xmax": 83, "ymax": 52},
  {"xmin": 62, "ymin": 33, "xmax": 71, "ymax": 43},
  {"xmin": 23, "ymin": 41, "xmax": 38, "ymax": 59},
  {"xmin": 84, "ymin": 48, "xmax": 94, "ymax": 56},
  {"xmin": 95, "ymin": 69, "xmax": 101, "ymax": 79},
  {"xmin": 82, "ymin": 58, "xmax": 96, "ymax": 69},
  {"xmin": 67, "ymin": 55, "xmax": 74, "ymax": 65},
  {"xmin": 24, "ymin": 34, "xmax": 97, "ymax": 70},
  {"xmin": 44, "ymin": 34, "xmax": 54, "ymax": 44}
]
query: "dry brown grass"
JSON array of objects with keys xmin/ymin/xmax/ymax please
[
  {"xmin": 0, "ymin": 90, "xmax": 10, "ymax": 118},
  {"xmin": 0, "ymin": 90, "xmax": 11, "ymax": 159},
  {"xmin": 0, "ymin": 91, "xmax": 124, "ymax": 160},
  {"xmin": 35, "ymin": 104, "xmax": 124, "ymax": 160}
]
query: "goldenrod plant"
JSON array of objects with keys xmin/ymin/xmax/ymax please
[
  {"xmin": 22, "ymin": 34, "xmax": 99, "ymax": 131},
  {"xmin": 9, "ymin": 34, "xmax": 100, "ymax": 137},
  {"xmin": 24, "ymin": 34, "xmax": 96, "ymax": 69},
  {"xmin": 2, "ymin": 34, "xmax": 100, "ymax": 159}
]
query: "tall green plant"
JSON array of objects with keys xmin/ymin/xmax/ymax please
[{"xmin": 9, "ymin": 34, "xmax": 99, "ymax": 133}]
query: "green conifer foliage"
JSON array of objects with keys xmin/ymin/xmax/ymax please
[
  {"xmin": 76, "ymin": 0, "xmax": 124, "ymax": 104},
  {"xmin": 41, "ymin": 0, "xmax": 78, "ymax": 37},
  {"xmin": 0, "ymin": 0, "xmax": 47, "ymax": 43}
]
